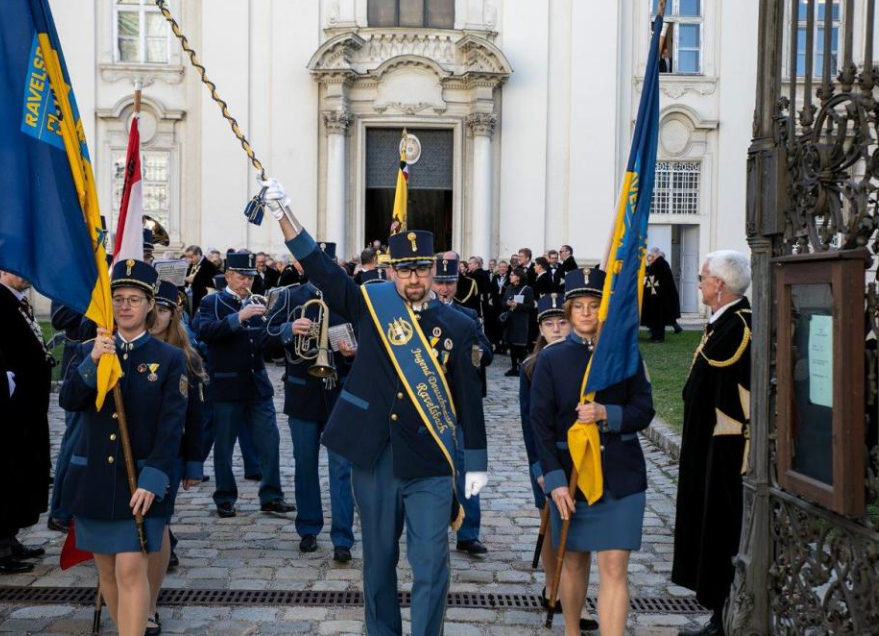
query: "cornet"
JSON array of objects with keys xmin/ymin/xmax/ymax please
[
  {"xmin": 293, "ymin": 298, "xmax": 337, "ymax": 380},
  {"xmin": 242, "ymin": 292, "xmax": 269, "ymax": 321}
]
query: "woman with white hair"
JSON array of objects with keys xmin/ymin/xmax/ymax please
[{"xmin": 672, "ymin": 249, "xmax": 752, "ymax": 636}]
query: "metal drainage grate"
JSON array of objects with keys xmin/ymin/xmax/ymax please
[{"xmin": 0, "ymin": 587, "xmax": 707, "ymax": 614}]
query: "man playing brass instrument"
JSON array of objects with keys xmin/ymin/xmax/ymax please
[{"xmin": 260, "ymin": 177, "xmax": 489, "ymax": 636}]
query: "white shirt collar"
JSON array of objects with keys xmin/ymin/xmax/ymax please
[
  {"xmin": 709, "ymin": 298, "xmax": 742, "ymax": 324},
  {"xmin": 225, "ymin": 287, "xmax": 243, "ymax": 301},
  {"xmin": 118, "ymin": 330, "xmax": 147, "ymax": 345},
  {"xmin": 1, "ymin": 283, "xmax": 26, "ymax": 302}
]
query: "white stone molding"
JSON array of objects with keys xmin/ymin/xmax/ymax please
[
  {"xmin": 634, "ymin": 75, "xmax": 718, "ymax": 99},
  {"xmin": 465, "ymin": 112, "xmax": 497, "ymax": 138},
  {"xmin": 322, "ymin": 109, "xmax": 354, "ymax": 133},
  {"xmin": 98, "ymin": 63, "xmax": 185, "ymax": 86}
]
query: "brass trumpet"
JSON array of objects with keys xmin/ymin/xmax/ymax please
[
  {"xmin": 293, "ymin": 298, "xmax": 337, "ymax": 380},
  {"xmin": 242, "ymin": 292, "xmax": 269, "ymax": 321},
  {"xmin": 143, "ymin": 215, "xmax": 170, "ymax": 247}
]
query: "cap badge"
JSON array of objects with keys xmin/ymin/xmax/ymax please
[
  {"xmin": 126, "ymin": 259, "xmax": 135, "ymax": 276},
  {"xmin": 583, "ymin": 267, "xmax": 591, "ymax": 286},
  {"xmin": 407, "ymin": 232, "xmax": 418, "ymax": 252},
  {"xmin": 320, "ymin": 243, "xmax": 327, "ymax": 250}
]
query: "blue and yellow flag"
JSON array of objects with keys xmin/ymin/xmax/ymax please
[
  {"xmin": 582, "ymin": 13, "xmax": 664, "ymax": 399},
  {"xmin": 0, "ymin": 0, "xmax": 121, "ymax": 408}
]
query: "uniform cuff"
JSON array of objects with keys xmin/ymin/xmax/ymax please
[
  {"xmin": 77, "ymin": 356, "xmax": 98, "ymax": 388},
  {"xmin": 542, "ymin": 469, "xmax": 568, "ymax": 493},
  {"xmin": 286, "ymin": 230, "xmax": 318, "ymax": 261},
  {"xmin": 530, "ymin": 461, "xmax": 543, "ymax": 480},
  {"xmin": 137, "ymin": 467, "xmax": 169, "ymax": 501},
  {"xmin": 228, "ymin": 313, "xmax": 242, "ymax": 331},
  {"xmin": 280, "ymin": 322, "xmax": 294, "ymax": 346},
  {"xmin": 604, "ymin": 405, "xmax": 623, "ymax": 433},
  {"xmin": 184, "ymin": 461, "xmax": 204, "ymax": 481},
  {"xmin": 464, "ymin": 449, "xmax": 487, "ymax": 472}
]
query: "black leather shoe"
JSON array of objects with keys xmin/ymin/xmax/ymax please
[
  {"xmin": 0, "ymin": 556, "xmax": 35, "ymax": 575},
  {"xmin": 456, "ymin": 539, "xmax": 488, "ymax": 555},
  {"xmin": 201, "ymin": 475, "xmax": 211, "ymax": 483},
  {"xmin": 12, "ymin": 544, "xmax": 45, "ymax": 559},
  {"xmin": 261, "ymin": 499, "xmax": 295, "ymax": 514},
  {"xmin": 145, "ymin": 611, "xmax": 162, "ymax": 636},
  {"xmin": 244, "ymin": 473, "xmax": 262, "ymax": 481},
  {"xmin": 679, "ymin": 622, "xmax": 724, "ymax": 636},
  {"xmin": 47, "ymin": 517, "xmax": 71, "ymax": 533},
  {"xmin": 299, "ymin": 535, "xmax": 318, "ymax": 553},
  {"xmin": 217, "ymin": 502, "xmax": 237, "ymax": 518},
  {"xmin": 504, "ymin": 369, "xmax": 519, "ymax": 377},
  {"xmin": 333, "ymin": 547, "xmax": 352, "ymax": 563},
  {"xmin": 540, "ymin": 587, "xmax": 562, "ymax": 612},
  {"xmin": 167, "ymin": 551, "xmax": 179, "ymax": 571},
  {"xmin": 580, "ymin": 617, "xmax": 599, "ymax": 631}
]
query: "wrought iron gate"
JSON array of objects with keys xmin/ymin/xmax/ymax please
[{"xmin": 730, "ymin": 1, "xmax": 879, "ymax": 634}]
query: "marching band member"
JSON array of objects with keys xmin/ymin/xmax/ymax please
[
  {"xmin": 144, "ymin": 281, "xmax": 206, "ymax": 634},
  {"xmin": 433, "ymin": 254, "xmax": 492, "ymax": 555},
  {"xmin": 59, "ymin": 260, "xmax": 186, "ymax": 636},
  {"xmin": 265, "ymin": 241, "xmax": 356, "ymax": 562},
  {"xmin": 262, "ymin": 177, "xmax": 488, "ymax": 636},
  {"xmin": 195, "ymin": 252, "xmax": 294, "ymax": 518},
  {"xmin": 530, "ymin": 268, "xmax": 654, "ymax": 636}
]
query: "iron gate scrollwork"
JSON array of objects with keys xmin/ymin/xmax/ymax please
[{"xmin": 732, "ymin": 1, "xmax": 879, "ymax": 634}]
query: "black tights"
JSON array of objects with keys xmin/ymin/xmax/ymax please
[{"xmin": 510, "ymin": 345, "xmax": 527, "ymax": 371}]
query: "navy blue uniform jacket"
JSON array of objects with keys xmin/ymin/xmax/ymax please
[
  {"xmin": 195, "ymin": 290, "xmax": 274, "ymax": 402},
  {"xmin": 59, "ymin": 334, "xmax": 187, "ymax": 521},
  {"xmin": 287, "ymin": 230, "xmax": 488, "ymax": 479},
  {"xmin": 265, "ymin": 282, "xmax": 354, "ymax": 423},
  {"xmin": 530, "ymin": 333, "xmax": 654, "ymax": 501}
]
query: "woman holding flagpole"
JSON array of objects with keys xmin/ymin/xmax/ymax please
[
  {"xmin": 530, "ymin": 268, "xmax": 654, "ymax": 636},
  {"xmin": 60, "ymin": 260, "xmax": 187, "ymax": 636}
]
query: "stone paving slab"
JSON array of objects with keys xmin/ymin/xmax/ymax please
[{"xmin": 0, "ymin": 358, "xmax": 708, "ymax": 634}]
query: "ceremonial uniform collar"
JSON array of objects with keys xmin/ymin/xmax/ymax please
[
  {"xmin": 709, "ymin": 297, "xmax": 744, "ymax": 325},
  {"xmin": 224, "ymin": 287, "xmax": 244, "ymax": 302},
  {"xmin": 1, "ymin": 283, "xmax": 26, "ymax": 302},
  {"xmin": 116, "ymin": 331, "xmax": 150, "ymax": 352},
  {"xmin": 407, "ymin": 292, "xmax": 440, "ymax": 314},
  {"xmin": 568, "ymin": 331, "xmax": 596, "ymax": 349}
]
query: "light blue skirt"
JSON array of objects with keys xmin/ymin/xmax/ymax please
[
  {"xmin": 549, "ymin": 489, "xmax": 646, "ymax": 553},
  {"xmin": 75, "ymin": 517, "xmax": 166, "ymax": 554}
]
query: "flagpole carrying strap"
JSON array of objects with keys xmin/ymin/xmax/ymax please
[{"xmin": 154, "ymin": 0, "xmax": 266, "ymax": 182}]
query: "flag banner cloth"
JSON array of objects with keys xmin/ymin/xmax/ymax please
[
  {"xmin": 112, "ymin": 114, "xmax": 143, "ymax": 265},
  {"xmin": 583, "ymin": 13, "xmax": 664, "ymax": 398},
  {"xmin": 0, "ymin": 0, "xmax": 121, "ymax": 409},
  {"xmin": 391, "ymin": 136, "xmax": 409, "ymax": 233}
]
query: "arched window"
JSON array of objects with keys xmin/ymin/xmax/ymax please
[{"xmin": 367, "ymin": 0, "xmax": 455, "ymax": 29}]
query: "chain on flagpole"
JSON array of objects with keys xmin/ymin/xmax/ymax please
[{"xmin": 153, "ymin": 0, "xmax": 267, "ymax": 181}]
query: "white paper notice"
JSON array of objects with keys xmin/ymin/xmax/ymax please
[
  {"xmin": 513, "ymin": 294, "xmax": 525, "ymax": 304},
  {"xmin": 808, "ymin": 315, "xmax": 833, "ymax": 408}
]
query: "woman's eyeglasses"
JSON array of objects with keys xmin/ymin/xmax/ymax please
[{"xmin": 112, "ymin": 295, "xmax": 146, "ymax": 307}]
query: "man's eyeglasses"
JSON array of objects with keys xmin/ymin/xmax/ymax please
[
  {"xmin": 112, "ymin": 295, "xmax": 147, "ymax": 307},
  {"xmin": 698, "ymin": 274, "xmax": 717, "ymax": 283},
  {"xmin": 395, "ymin": 265, "xmax": 431, "ymax": 279}
]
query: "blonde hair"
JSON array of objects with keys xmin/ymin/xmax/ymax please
[{"xmin": 154, "ymin": 306, "xmax": 206, "ymax": 381}]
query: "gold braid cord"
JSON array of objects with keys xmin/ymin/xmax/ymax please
[
  {"xmin": 694, "ymin": 311, "xmax": 752, "ymax": 369},
  {"xmin": 154, "ymin": 0, "xmax": 266, "ymax": 180}
]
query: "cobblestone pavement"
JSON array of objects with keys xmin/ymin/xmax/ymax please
[{"xmin": 1, "ymin": 360, "xmax": 708, "ymax": 635}]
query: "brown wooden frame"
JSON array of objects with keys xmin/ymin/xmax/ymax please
[{"xmin": 774, "ymin": 249, "xmax": 866, "ymax": 516}]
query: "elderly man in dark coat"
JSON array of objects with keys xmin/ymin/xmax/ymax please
[
  {"xmin": 672, "ymin": 250, "xmax": 752, "ymax": 636},
  {"xmin": 0, "ymin": 271, "xmax": 54, "ymax": 574},
  {"xmin": 641, "ymin": 247, "xmax": 682, "ymax": 342}
]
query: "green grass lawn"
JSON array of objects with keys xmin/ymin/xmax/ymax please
[
  {"xmin": 638, "ymin": 329, "xmax": 702, "ymax": 434},
  {"xmin": 40, "ymin": 320, "xmax": 66, "ymax": 383}
]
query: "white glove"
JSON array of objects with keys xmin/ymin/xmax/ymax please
[
  {"xmin": 464, "ymin": 471, "xmax": 488, "ymax": 499},
  {"xmin": 258, "ymin": 178, "xmax": 291, "ymax": 217},
  {"xmin": 6, "ymin": 371, "xmax": 15, "ymax": 398}
]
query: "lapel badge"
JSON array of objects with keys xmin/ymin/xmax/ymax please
[
  {"xmin": 432, "ymin": 326, "xmax": 441, "ymax": 338},
  {"xmin": 137, "ymin": 363, "xmax": 147, "ymax": 373},
  {"xmin": 147, "ymin": 363, "xmax": 160, "ymax": 382},
  {"xmin": 443, "ymin": 338, "xmax": 453, "ymax": 351}
]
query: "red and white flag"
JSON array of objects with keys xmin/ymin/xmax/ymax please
[{"xmin": 112, "ymin": 114, "xmax": 143, "ymax": 265}]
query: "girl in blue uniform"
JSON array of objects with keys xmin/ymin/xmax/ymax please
[
  {"xmin": 60, "ymin": 260, "xmax": 187, "ymax": 636},
  {"xmin": 144, "ymin": 281, "xmax": 206, "ymax": 635},
  {"xmin": 530, "ymin": 268, "xmax": 654, "ymax": 636}
]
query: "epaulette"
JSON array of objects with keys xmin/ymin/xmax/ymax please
[{"xmin": 698, "ymin": 312, "xmax": 751, "ymax": 368}]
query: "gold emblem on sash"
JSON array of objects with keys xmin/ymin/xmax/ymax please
[{"xmin": 387, "ymin": 317, "xmax": 414, "ymax": 346}]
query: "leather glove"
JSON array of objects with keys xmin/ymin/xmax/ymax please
[
  {"xmin": 464, "ymin": 471, "xmax": 488, "ymax": 499},
  {"xmin": 258, "ymin": 178, "xmax": 291, "ymax": 217}
]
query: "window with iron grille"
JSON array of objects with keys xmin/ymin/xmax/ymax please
[
  {"xmin": 651, "ymin": 161, "xmax": 700, "ymax": 215},
  {"xmin": 114, "ymin": 0, "xmax": 171, "ymax": 64},
  {"xmin": 795, "ymin": 0, "xmax": 840, "ymax": 78},
  {"xmin": 367, "ymin": 0, "xmax": 455, "ymax": 29}
]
